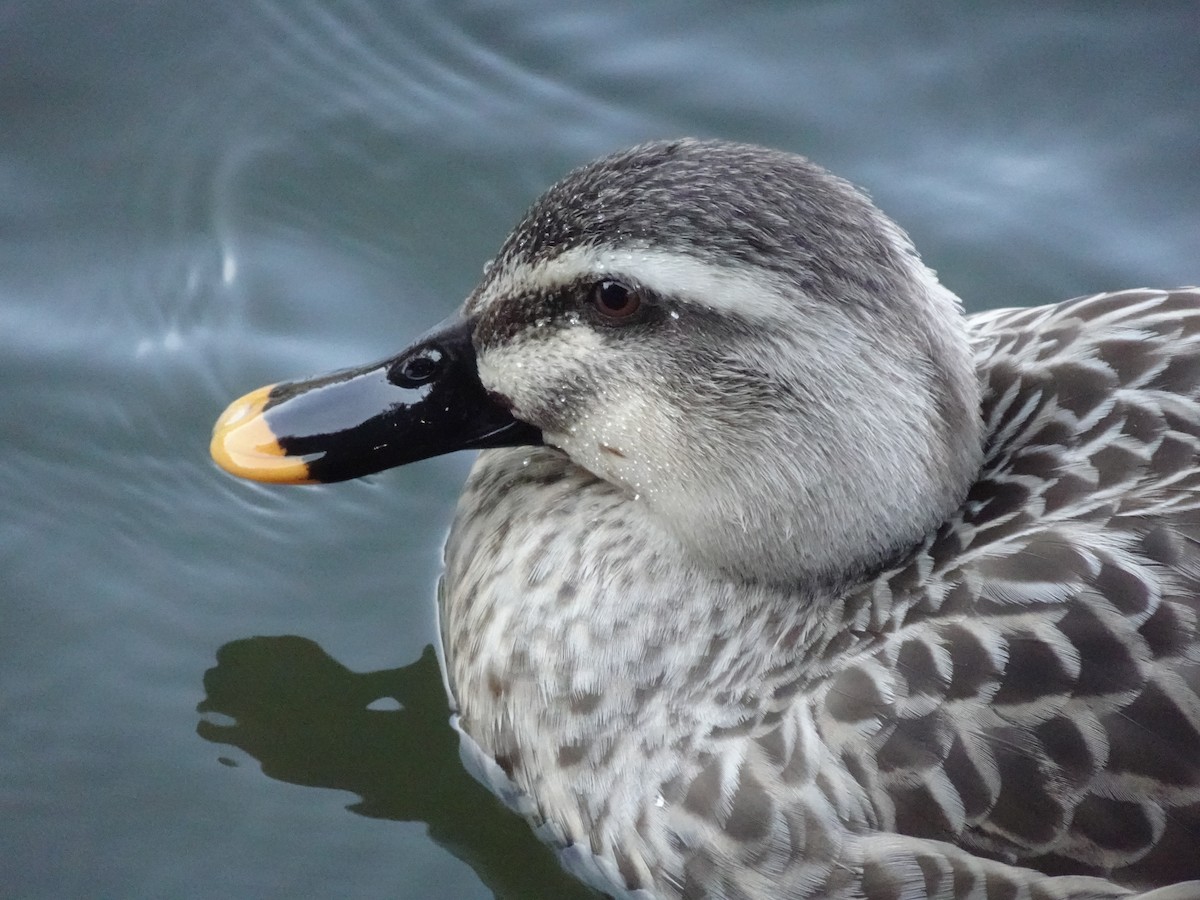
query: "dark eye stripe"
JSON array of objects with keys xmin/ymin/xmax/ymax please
[{"xmin": 476, "ymin": 276, "xmax": 667, "ymax": 348}]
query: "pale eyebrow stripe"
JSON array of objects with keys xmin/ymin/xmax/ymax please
[{"xmin": 485, "ymin": 246, "xmax": 798, "ymax": 321}]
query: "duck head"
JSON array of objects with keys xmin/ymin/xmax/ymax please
[{"xmin": 212, "ymin": 139, "xmax": 983, "ymax": 589}]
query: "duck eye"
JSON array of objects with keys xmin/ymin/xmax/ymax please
[{"xmin": 592, "ymin": 280, "xmax": 641, "ymax": 321}]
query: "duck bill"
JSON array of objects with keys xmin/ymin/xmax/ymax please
[{"xmin": 210, "ymin": 316, "xmax": 541, "ymax": 484}]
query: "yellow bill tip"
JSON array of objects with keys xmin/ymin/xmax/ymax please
[{"xmin": 210, "ymin": 384, "xmax": 316, "ymax": 484}]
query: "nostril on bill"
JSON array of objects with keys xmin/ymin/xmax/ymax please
[{"xmin": 389, "ymin": 346, "xmax": 445, "ymax": 387}]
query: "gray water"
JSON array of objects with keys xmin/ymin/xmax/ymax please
[{"xmin": 2, "ymin": 2, "xmax": 1198, "ymax": 898}]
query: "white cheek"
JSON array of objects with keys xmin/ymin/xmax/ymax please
[
  {"xmin": 556, "ymin": 392, "xmax": 682, "ymax": 502},
  {"xmin": 480, "ymin": 334, "xmax": 682, "ymax": 499},
  {"xmin": 477, "ymin": 326, "xmax": 603, "ymax": 416}
]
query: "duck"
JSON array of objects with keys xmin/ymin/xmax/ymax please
[{"xmin": 210, "ymin": 139, "xmax": 1200, "ymax": 900}]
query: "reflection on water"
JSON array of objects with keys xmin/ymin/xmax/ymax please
[
  {"xmin": 198, "ymin": 636, "xmax": 597, "ymax": 899},
  {"xmin": 2, "ymin": 1, "xmax": 1197, "ymax": 898}
]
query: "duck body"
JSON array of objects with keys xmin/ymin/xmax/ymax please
[
  {"xmin": 444, "ymin": 289, "xmax": 1200, "ymax": 900},
  {"xmin": 211, "ymin": 140, "xmax": 1200, "ymax": 899}
]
